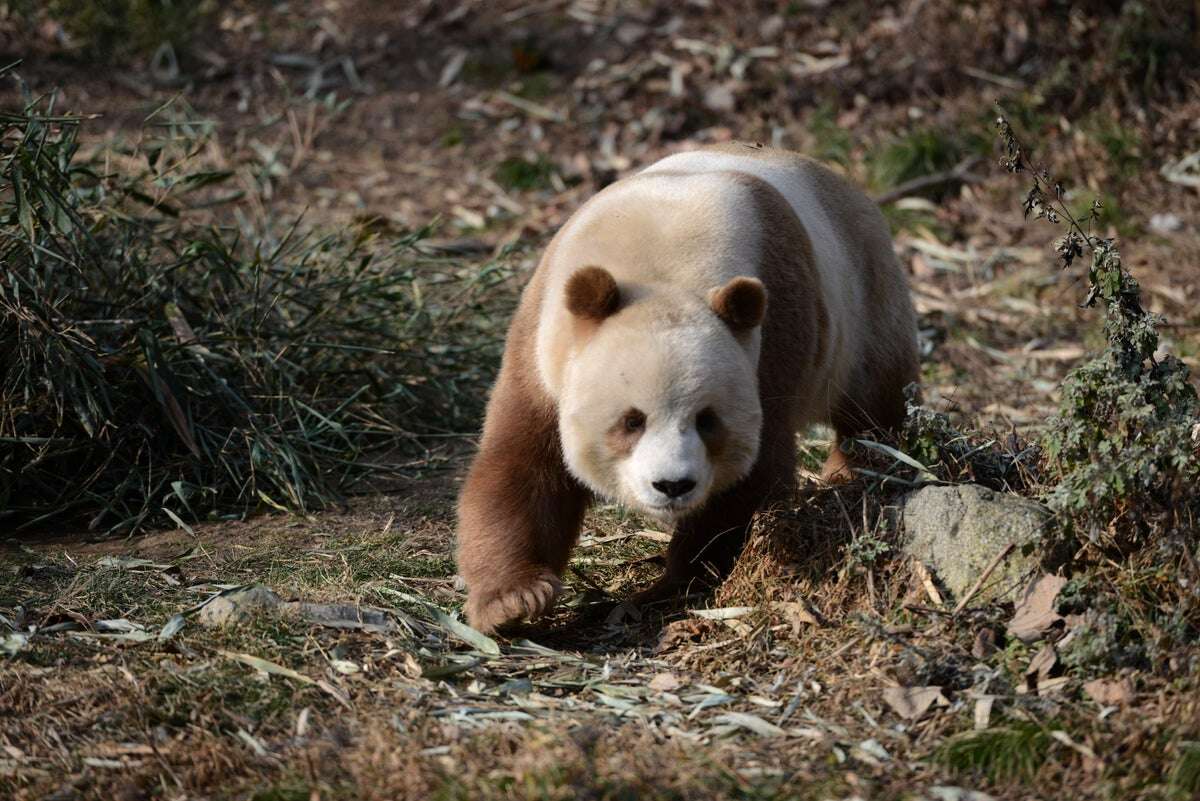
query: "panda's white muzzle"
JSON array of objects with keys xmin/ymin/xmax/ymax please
[{"xmin": 622, "ymin": 421, "xmax": 712, "ymax": 518}]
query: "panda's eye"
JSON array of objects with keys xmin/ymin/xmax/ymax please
[
  {"xmin": 622, "ymin": 409, "xmax": 646, "ymax": 433},
  {"xmin": 696, "ymin": 407, "xmax": 720, "ymax": 434}
]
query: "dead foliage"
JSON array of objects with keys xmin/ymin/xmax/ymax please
[{"xmin": 2, "ymin": 1, "xmax": 1200, "ymax": 800}]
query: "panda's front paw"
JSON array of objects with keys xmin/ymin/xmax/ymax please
[{"xmin": 465, "ymin": 571, "xmax": 563, "ymax": 634}]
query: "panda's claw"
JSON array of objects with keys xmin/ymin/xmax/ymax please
[{"xmin": 466, "ymin": 571, "xmax": 563, "ymax": 634}]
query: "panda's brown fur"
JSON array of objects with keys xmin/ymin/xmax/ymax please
[{"xmin": 456, "ymin": 143, "xmax": 918, "ymax": 633}]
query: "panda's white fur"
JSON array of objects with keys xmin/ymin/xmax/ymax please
[
  {"xmin": 640, "ymin": 150, "xmax": 864, "ymax": 399},
  {"xmin": 537, "ymin": 150, "xmax": 864, "ymax": 517},
  {"xmin": 535, "ymin": 169, "xmax": 764, "ymax": 396},
  {"xmin": 558, "ymin": 294, "xmax": 761, "ymax": 518},
  {"xmin": 455, "ymin": 143, "xmax": 919, "ymax": 633}
]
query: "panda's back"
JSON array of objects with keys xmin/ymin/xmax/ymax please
[
  {"xmin": 639, "ymin": 147, "xmax": 870, "ymax": 349},
  {"xmin": 534, "ymin": 145, "xmax": 905, "ymax": 403},
  {"xmin": 546, "ymin": 166, "xmax": 766, "ymax": 295}
]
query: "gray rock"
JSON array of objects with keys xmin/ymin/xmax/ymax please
[
  {"xmin": 901, "ymin": 484, "xmax": 1054, "ymax": 603},
  {"xmin": 282, "ymin": 602, "xmax": 395, "ymax": 633},
  {"xmin": 196, "ymin": 585, "xmax": 396, "ymax": 632},
  {"xmin": 198, "ymin": 585, "xmax": 283, "ymax": 626}
]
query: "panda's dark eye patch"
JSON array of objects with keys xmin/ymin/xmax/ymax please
[
  {"xmin": 607, "ymin": 408, "xmax": 646, "ymax": 456},
  {"xmin": 696, "ymin": 407, "xmax": 720, "ymax": 434}
]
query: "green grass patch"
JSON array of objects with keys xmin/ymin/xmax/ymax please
[
  {"xmin": 251, "ymin": 786, "xmax": 313, "ymax": 801},
  {"xmin": 41, "ymin": 0, "xmax": 217, "ymax": 61},
  {"xmin": 936, "ymin": 722, "xmax": 1052, "ymax": 784},
  {"xmin": 879, "ymin": 204, "xmax": 948, "ymax": 239},
  {"xmin": 1171, "ymin": 742, "xmax": 1200, "ymax": 797},
  {"xmin": 805, "ymin": 103, "xmax": 854, "ymax": 168},
  {"xmin": 869, "ymin": 127, "xmax": 965, "ymax": 192},
  {"xmin": 145, "ymin": 659, "xmax": 304, "ymax": 731},
  {"xmin": 1089, "ymin": 118, "xmax": 1144, "ymax": 179},
  {"xmin": 494, "ymin": 155, "xmax": 557, "ymax": 192}
]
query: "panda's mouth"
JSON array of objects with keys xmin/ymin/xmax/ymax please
[{"xmin": 643, "ymin": 495, "xmax": 704, "ymax": 519}]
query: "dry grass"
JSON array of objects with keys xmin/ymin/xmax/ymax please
[
  {"xmin": 4, "ymin": 487, "xmax": 1198, "ymax": 800},
  {"xmin": 3, "ymin": 1, "xmax": 1200, "ymax": 799}
]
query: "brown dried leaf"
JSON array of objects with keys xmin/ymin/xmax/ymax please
[
  {"xmin": 648, "ymin": 672, "xmax": 682, "ymax": 692},
  {"xmin": 972, "ymin": 627, "xmax": 998, "ymax": 659},
  {"xmin": 1084, "ymin": 677, "xmax": 1134, "ymax": 706},
  {"xmin": 655, "ymin": 618, "xmax": 718, "ymax": 654},
  {"xmin": 1019, "ymin": 643, "xmax": 1058, "ymax": 694},
  {"xmin": 776, "ymin": 600, "xmax": 824, "ymax": 633},
  {"xmin": 911, "ymin": 252, "xmax": 935, "ymax": 279},
  {"xmin": 1007, "ymin": 574, "xmax": 1067, "ymax": 643},
  {"xmin": 881, "ymin": 686, "xmax": 949, "ymax": 720}
]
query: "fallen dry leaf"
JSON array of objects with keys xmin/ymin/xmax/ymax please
[
  {"xmin": 1019, "ymin": 643, "xmax": 1063, "ymax": 695},
  {"xmin": 928, "ymin": 787, "xmax": 999, "ymax": 801},
  {"xmin": 648, "ymin": 672, "xmax": 682, "ymax": 692},
  {"xmin": 973, "ymin": 695, "xmax": 994, "ymax": 730},
  {"xmin": 711, "ymin": 712, "xmax": 786, "ymax": 737},
  {"xmin": 882, "ymin": 686, "xmax": 949, "ymax": 720},
  {"xmin": 655, "ymin": 618, "xmax": 718, "ymax": 654},
  {"xmin": 1028, "ymin": 642, "xmax": 1057, "ymax": 678},
  {"xmin": 775, "ymin": 600, "xmax": 824, "ymax": 633},
  {"xmin": 1084, "ymin": 677, "xmax": 1134, "ymax": 706},
  {"xmin": 1007, "ymin": 574, "xmax": 1067, "ymax": 643},
  {"xmin": 972, "ymin": 627, "xmax": 998, "ymax": 659},
  {"xmin": 1037, "ymin": 676, "xmax": 1070, "ymax": 695}
]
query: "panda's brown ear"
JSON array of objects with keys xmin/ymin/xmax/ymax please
[
  {"xmin": 709, "ymin": 276, "xmax": 766, "ymax": 331},
  {"xmin": 565, "ymin": 266, "xmax": 620, "ymax": 321}
]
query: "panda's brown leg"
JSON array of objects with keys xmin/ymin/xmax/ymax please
[
  {"xmin": 633, "ymin": 414, "xmax": 798, "ymax": 605},
  {"xmin": 456, "ymin": 366, "xmax": 591, "ymax": 634},
  {"xmin": 825, "ymin": 363, "xmax": 913, "ymax": 483},
  {"xmin": 820, "ymin": 435, "xmax": 855, "ymax": 483}
]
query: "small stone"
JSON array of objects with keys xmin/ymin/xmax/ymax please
[
  {"xmin": 901, "ymin": 484, "xmax": 1056, "ymax": 603},
  {"xmin": 1149, "ymin": 212, "xmax": 1183, "ymax": 233},
  {"xmin": 198, "ymin": 585, "xmax": 282, "ymax": 627}
]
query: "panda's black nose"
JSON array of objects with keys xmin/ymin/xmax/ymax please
[{"xmin": 653, "ymin": 478, "xmax": 696, "ymax": 498}]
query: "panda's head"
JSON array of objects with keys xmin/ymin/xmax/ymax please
[{"xmin": 557, "ymin": 266, "xmax": 765, "ymax": 520}]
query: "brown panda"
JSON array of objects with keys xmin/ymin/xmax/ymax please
[{"xmin": 455, "ymin": 143, "xmax": 919, "ymax": 633}]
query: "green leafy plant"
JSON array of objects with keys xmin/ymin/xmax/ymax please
[
  {"xmin": 900, "ymin": 386, "xmax": 1039, "ymax": 491},
  {"xmin": 0, "ymin": 79, "xmax": 510, "ymax": 533},
  {"xmin": 996, "ymin": 115, "xmax": 1200, "ymax": 543},
  {"xmin": 845, "ymin": 528, "xmax": 891, "ymax": 567}
]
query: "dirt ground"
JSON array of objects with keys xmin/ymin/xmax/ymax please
[{"xmin": 3, "ymin": 2, "xmax": 1200, "ymax": 799}]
